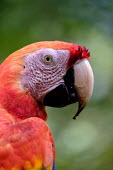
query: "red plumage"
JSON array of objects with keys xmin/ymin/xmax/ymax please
[{"xmin": 0, "ymin": 41, "xmax": 91, "ymax": 170}]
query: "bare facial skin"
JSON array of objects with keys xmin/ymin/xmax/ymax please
[{"xmin": 21, "ymin": 48, "xmax": 70, "ymax": 101}]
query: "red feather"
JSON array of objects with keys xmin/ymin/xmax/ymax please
[{"xmin": 0, "ymin": 41, "xmax": 89, "ymax": 169}]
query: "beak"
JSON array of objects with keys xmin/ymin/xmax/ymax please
[
  {"xmin": 43, "ymin": 59, "xmax": 94, "ymax": 119},
  {"xmin": 72, "ymin": 59, "xmax": 94, "ymax": 119}
]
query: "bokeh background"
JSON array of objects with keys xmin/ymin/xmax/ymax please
[{"xmin": 0, "ymin": 0, "xmax": 113, "ymax": 169}]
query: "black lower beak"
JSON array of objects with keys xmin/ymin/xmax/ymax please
[
  {"xmin": 43, "ymin": 67, "xmax": 77, "ymax": 107},
  {"xmin": 43, "ymin": 59, "xmax": 94, "ymax": 119}
]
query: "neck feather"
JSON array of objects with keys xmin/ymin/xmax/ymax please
[
  {"xmin": 0, "ymin": 85, "xmax": 47, "ymax": 121},
  {"xmin": 0, "ymin": 59, "xmax": 47, "ymax": 121}
]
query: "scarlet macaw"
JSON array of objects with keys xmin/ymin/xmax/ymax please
[{"xmin": 0, "ymin": 41, "xmax": 94, "ymax": 170}]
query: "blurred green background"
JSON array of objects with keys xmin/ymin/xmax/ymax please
[{"xmin": 0, "ymin": 0, "xmax": 113, "ymax": 169}]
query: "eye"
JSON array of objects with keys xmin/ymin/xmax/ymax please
[{"xmin": 44, "ymin": 55, "xmax": 53, "ymax": 64}]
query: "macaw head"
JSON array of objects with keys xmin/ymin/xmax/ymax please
[{"xmin": 0, "ymin": 41, "xmax": 94, "ymax": 119}]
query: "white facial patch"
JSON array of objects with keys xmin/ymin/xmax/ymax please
[{"xmin": 21, "ymin": 48, "xmax": 70, "ymax": 102}]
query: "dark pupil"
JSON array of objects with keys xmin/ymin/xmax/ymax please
[{"xmin": 46, "ymin": 56, "xmax": 50, "ymax": 61}]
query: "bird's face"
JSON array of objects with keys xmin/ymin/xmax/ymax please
[
  {"xmin": 21, "ymin": 48, "xmax": 70, "ymax": 102},
  {"xmin": 20, "ymin": 42, "xmax": 94, "ymax": 119}
]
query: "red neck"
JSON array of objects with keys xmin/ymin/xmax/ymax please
[
  {"xmin": 0, "ymin": 86, "xmax": 47, "ymax": 121},
  {"xmin": 0, "ymin": 61, "xmax": 47, "ymax": 122}
]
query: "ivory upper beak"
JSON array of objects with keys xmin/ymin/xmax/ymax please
[{"xmin": 73, "ymin": 59, "xmax": 94, "ymax": 119}]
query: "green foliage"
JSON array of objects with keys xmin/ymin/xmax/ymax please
[{"xmin": 0, "ymin": 0, "xmax": 113, "ymax": 169}]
